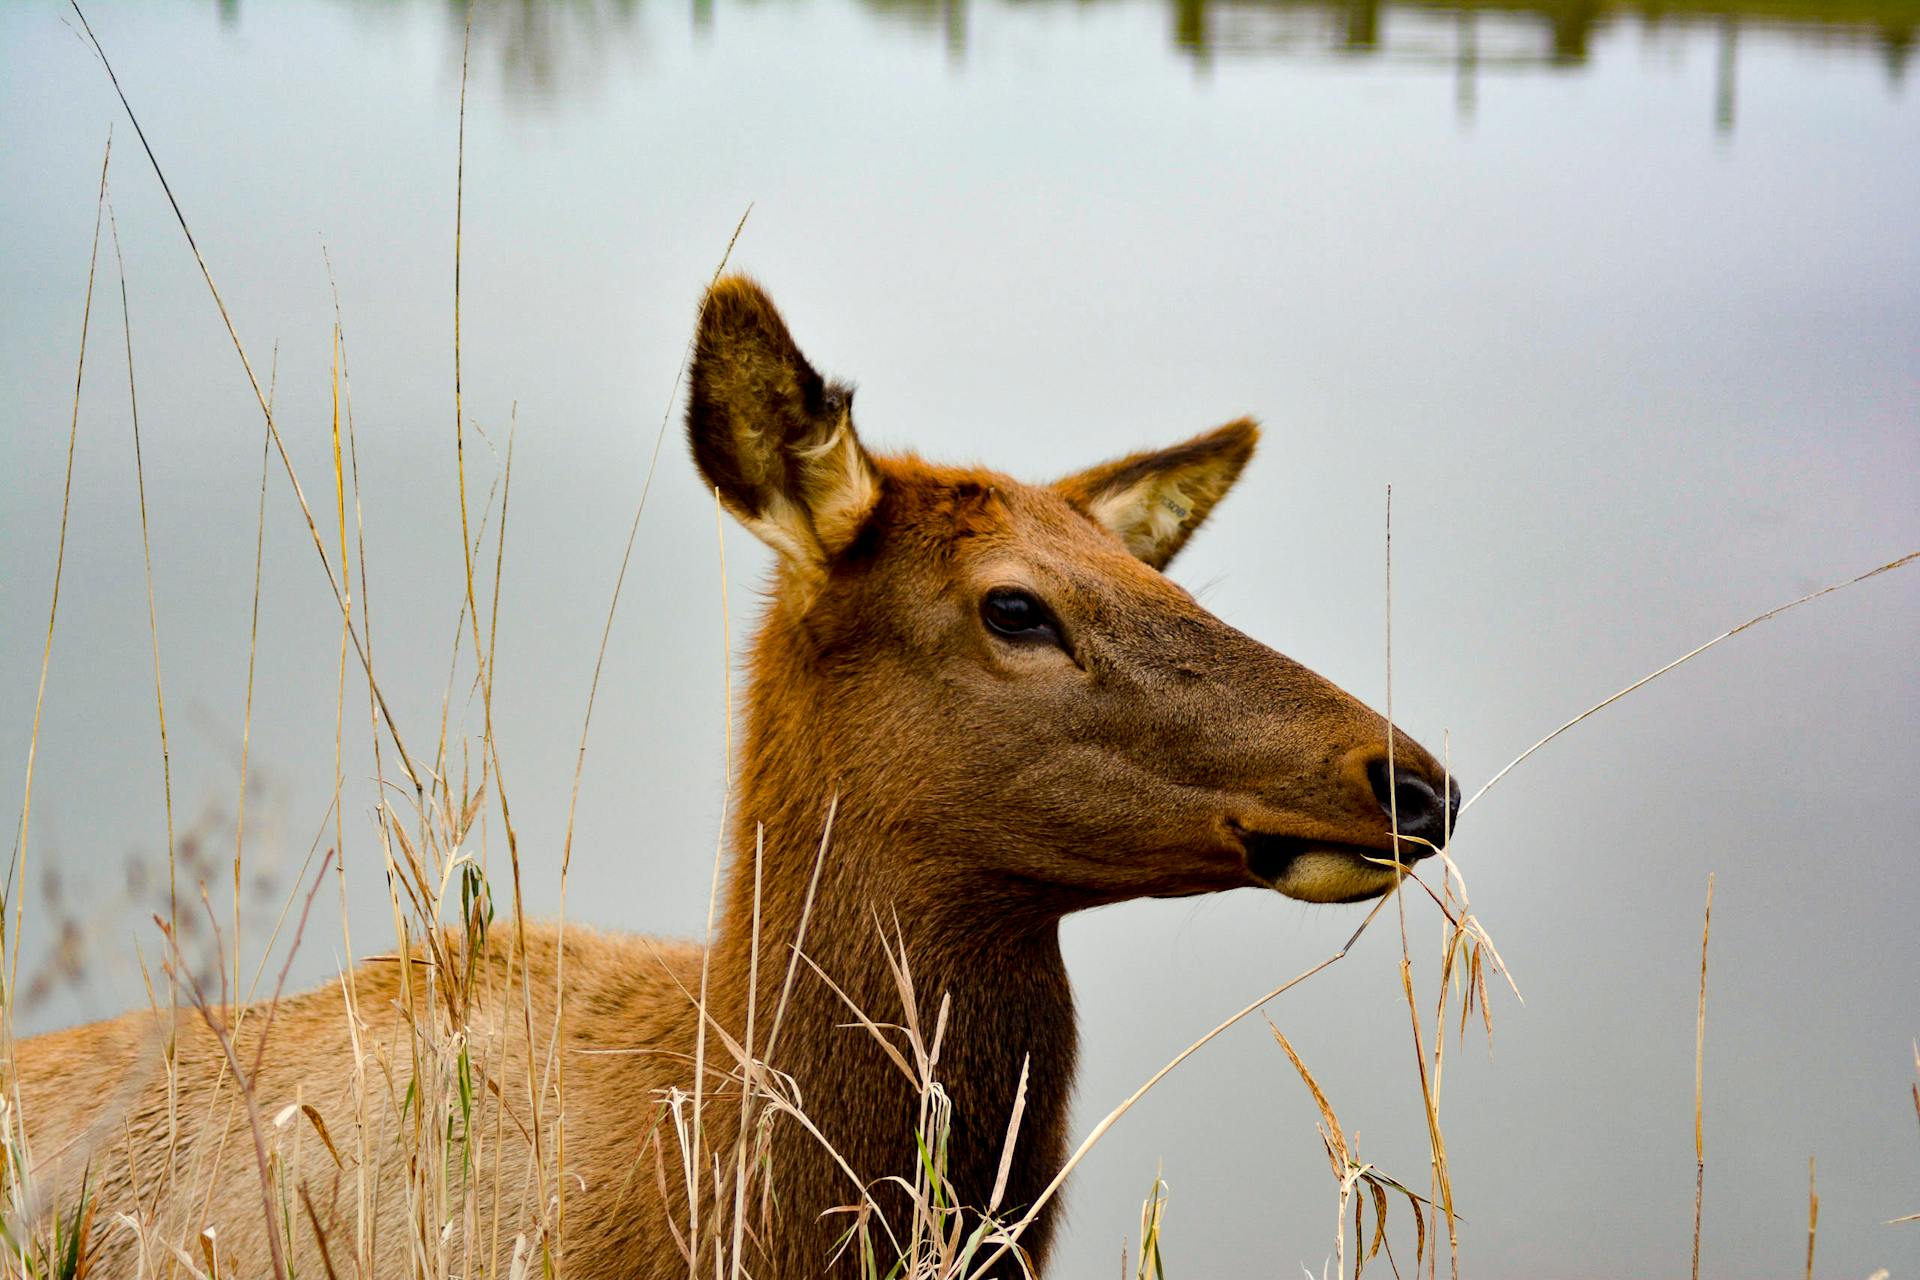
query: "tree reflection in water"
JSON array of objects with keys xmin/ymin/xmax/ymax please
[{"xmin": 257, "ymin": 0, "xmax": 1912, "ymax": 124}]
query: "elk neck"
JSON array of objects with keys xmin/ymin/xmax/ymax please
[{"xmin": 702, "ymin": 600, "xmax": 1080, "ymax": 1249}]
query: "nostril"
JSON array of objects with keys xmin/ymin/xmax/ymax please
[
  {"xmin": 1366, "ymin": 758, "xmax": 1444, "ymax": 838},
  {"xmin": 1365, "ymin": 757, "xmax": 1396, "ymax": 813},
  {"xmin": 1390, "ymin": 771, "xmax": 1436, "ymax": 832}
]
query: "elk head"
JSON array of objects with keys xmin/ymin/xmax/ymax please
[{"xmin": 687, "ymin": 276, "xmax": 1457, "ymax": 917}]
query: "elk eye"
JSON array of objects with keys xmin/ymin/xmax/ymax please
[{"xmin": 981, "ymin": 588, "xmax": 1061, "ymax": 646}]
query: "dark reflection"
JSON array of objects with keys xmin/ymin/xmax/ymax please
[
  {"xmin": 1340, "ymin": 0, "xmax": 1381, "ymax": 48},
  {"xmin": 1716, "ymin": 14, "xmax": 1738, "ymax": 134},
  {"xmin": 1159, "ymin": 0, "xmax": 1913, "ymax": 97},
  {"xmin": 1546, "ymin": 0, "xmax": 1601, "ymax": 62},
  {"xmin": 1455, "ymin": 6, "xmax": 1477, "ymax": 118},
  {"xmin": 268, "ymin": 0, "xmax": 1913, "ymax": 125},
  {"xmin": 854, "ymin": 0, "xmax": 972, "ymax": 59},
  {"xmin": 381, "ymin": 0, "xmax": 648, "ymax": 102}
]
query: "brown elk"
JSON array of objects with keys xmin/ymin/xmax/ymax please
[{"xmin": 10, "ymin": 276, "xmax": 1457, "ymax": 1277}]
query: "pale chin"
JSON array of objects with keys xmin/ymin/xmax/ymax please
[{"xmin": 1269, "ymin": 850, "xmax": 1404, "ymax": 904}]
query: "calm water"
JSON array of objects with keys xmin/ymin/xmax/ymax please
[{"xmin": 2, "ymin": 1, "xmax": 1917, "ymax": 1275}]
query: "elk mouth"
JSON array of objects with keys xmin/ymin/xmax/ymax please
[{"xmin": 1239, "ymin": 830, "xmax": 1438, "ymax": 904}]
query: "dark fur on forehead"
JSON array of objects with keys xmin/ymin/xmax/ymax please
[
  {"xmin": 944, "ymin": 480, "xmax": 1003, "ymax": 540},
  {"xmin": 859, "ymin": 456, "xmax": 1018, "ymax": 554}
]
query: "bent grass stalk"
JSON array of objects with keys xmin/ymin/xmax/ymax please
[
  {"xmin": 1691, "ymin": 874, "xmax": 1713, "ymax": 1280},
  {"xmin": 1463, "ymin": 551, "xmax": 1920, "ymax": 816}
]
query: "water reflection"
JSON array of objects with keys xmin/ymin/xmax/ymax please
[
  {"xmin": 851, "ymin": 0, "xmax": 1916, "ymax": 89},
  {"xmin": 463, "ymin": 0, "xmax": 644, "ymax": 99},
  {"xmin": 1163, "ymin": 0, "xmax": 1911, "ymax": 68},
  {"xmin": 1162, "ymin": 1, "xmax": 1911, "ymax": 132},
  {"xmin": 256, "ymin": 0, "xmax": 1912, "ymax": 124}
]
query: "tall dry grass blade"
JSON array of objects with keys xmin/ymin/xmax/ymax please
[
  {"xmin": 106, "ymin": 191, "xmax": 178, "ymax": 951},
  {"xmin": 430, "ymin": 478, "xmax": 501, "ymax": 826},
  {"xmin": 1268, "ymin": 1025, "xmax": 1350, "ymax": 1174},
  {"xmin": 486, "ymin": 412, "xmax": 515, "ymax": 747},
  {"xmin": 683, "ymin": 483, "xmax": 743, "ymax": 1274},
  {"xmin": 322, "ymin": 248, "xmax": 392, "ymax": 862},
  {"xmin": 1422, "ymin": 739, "xmax": 1498, "ymax": 1280},
  {"xmin": 987, "ymin": 1055, "xmax": 1030, "ymax": 1216},
  {"xmin": 1691, "ymin": 872, "xmax": 1713, "ymax": 1280},
  {"xmin": 323, "ymin": 315, "xmax": 381, "ymax": 776},
  {"xmin": 725, "ymin": 824, "xmax": 767, "ymax": 1280},
  {"xmin": 794, "ymin": 953, "xmax": 916, "ymax": 1086},
  {"xmin": 1133, "ymin": 1171, "xmax": 1168, "ymax": 1280},
  {"xmin": 1383, "ymin": 485, "xmax": 1404, "ymax": 910},
  {"xmin": 763, "ymin": 793, "xmax": 838, "ymax": 1065},
  {"xmin": 1804, "ymin": 1155, "xmax": 1817, "ymax": 1280},
  {"xmin": 231, "ymin": 341, "xmax": 278, "ymax": 1023},
  {"xmin": 1464, "ymin": 550, "xmax": 1919, "ymax": 814},
  {"xmin": 1399, "ymin": 954, "xmax": 1451, "ymax": 1280},
  {"xmin": 448, "ymin": 11, "xmax": 504, "ymax": 870},
  {"xmin": 453, "ymin": 5, "xmax": 472, "ymax": 648},
  {"xmin": 315, "ymin": 273, "xmax": 381, "ymax": 1278},
  {"xmin": 1382, "ymin": 487, "xmax": 1457, "ymax": 1280},
  {"xmin": 443, "ymin": 16, "xmax": 549, "ymax": 1253},
  {"xmin": 491, "ymin": 422, "xmax": 558, "ymax": 1257},
  {"xmin": 319, "ymin": 322, "xmax": 369, "ymax": 1270},
  {"xmin": 8, "ymin": 129, "xmax": 111, "ymax": 1031}
]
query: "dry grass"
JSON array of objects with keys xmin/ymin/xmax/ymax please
[
  {"xmin": 1691, "ymin": 874, "xmax": 1713, "ymax": 1280},
  {"xmin": 2, "ymin": 7, "xmax": 1915, "ymax": 1278},
  {"xmin": 1271, "ymin": 1021, "xmax": 1430, "ymax": 1280}
]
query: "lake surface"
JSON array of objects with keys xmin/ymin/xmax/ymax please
[{"xmin": 2, "ymin": 1, "xmax": 1917, "ymax": 1275}]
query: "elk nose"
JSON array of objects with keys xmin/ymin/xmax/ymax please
[{"xmin": 1365, "ymin": 759, "xmax": 1459, "ymax": 857}]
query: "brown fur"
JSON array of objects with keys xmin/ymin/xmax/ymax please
[{"xmin": 9, "ymin": 276, "xmax": 1455, "ymax": 1277}]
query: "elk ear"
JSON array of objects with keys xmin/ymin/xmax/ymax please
[
  {"xmin": 1053, "ymin": 418, "xmax": 1259, "ymax": 570},
  {"xmin": 686, "ymin": 276, "xmax": 882, "ymax": 571}
]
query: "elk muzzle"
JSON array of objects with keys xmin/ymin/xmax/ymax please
[{"xmin": 1236, "ymin": 741, "xmax": 1462, "ymax": 904}]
